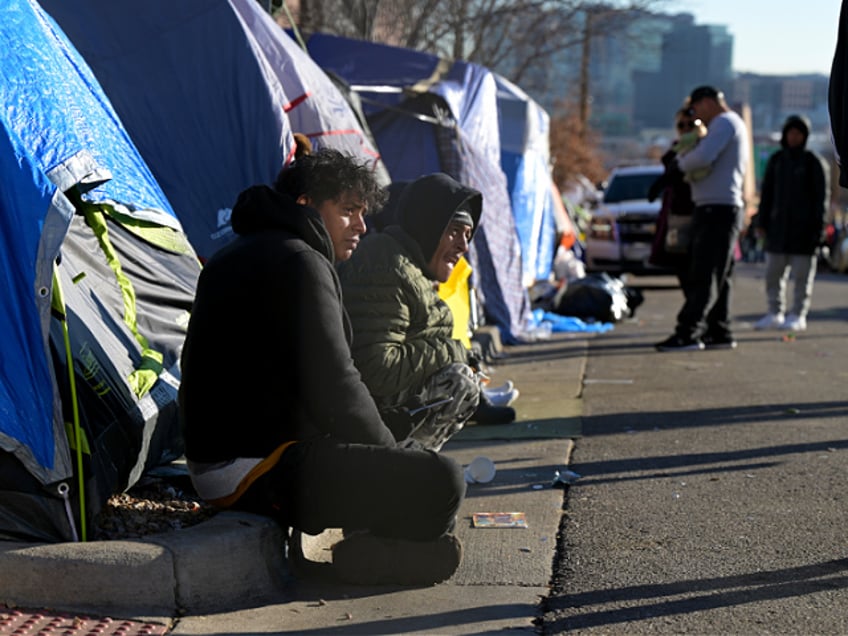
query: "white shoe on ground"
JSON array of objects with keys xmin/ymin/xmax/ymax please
[
  {"xmin": 484, "ymin": 380, "xmax": 514, "ymax": 394},
  {"xmin": 753, "ymin": 312, "xmax": 785, "ymax": 330},
  {"xmin": 484, "ymin": 388, "xmax": 520, "ymax": 407},
  {"xmin": 783, "ymin": 314, "xmax": 807, "ymax": 331}
]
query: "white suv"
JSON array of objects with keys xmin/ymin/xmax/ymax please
[{"xmin": 584, "ymin": 164, "xmax": 665, "ymax": 273}]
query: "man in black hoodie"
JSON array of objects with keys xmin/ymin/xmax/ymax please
[
  {"xmin": 179, "ymin": 150, "xmax": 465, "ymax": 586},
  {"xmin": 752, "ymin": 115, "xmax": 828, "ymax": 333}
]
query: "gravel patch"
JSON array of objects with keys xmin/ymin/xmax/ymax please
[{"xmin": 92, "ymin": 477, "xmax": 217, "ymax": 540}]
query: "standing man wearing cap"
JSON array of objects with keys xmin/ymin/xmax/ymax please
[
  {"xmin": 339, "ymin": 173, "xmax": 513, "ymax": 452},
  {"xmin": 655, "ymin": 86, "xmax": 750, "ymax": 352}
]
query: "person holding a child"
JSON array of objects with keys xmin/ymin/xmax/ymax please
[{"xmin": 655, "ymin": 85, "xmax": 749, "ymax": 353}]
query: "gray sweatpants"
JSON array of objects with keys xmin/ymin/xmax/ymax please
[
  {"xmin": 763, "ymin": 251, "xmax": 817, "ymax": 317},
  {"xmin": 405, "ymin": 363, "xmax": 481, "ymax": 452}
]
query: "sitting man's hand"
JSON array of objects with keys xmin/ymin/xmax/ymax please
[
  {"xmin": 467, "ymin": 352, "xmax": 484, "ymax": 373},
  {"xmin": 380, "ymin": 397, "xmax": 429, "ymax": 443}
]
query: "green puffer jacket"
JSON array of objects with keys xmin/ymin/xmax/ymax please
[{"xmin": 338, "ymin": 225, "xmax": 468, "ymax": 405}]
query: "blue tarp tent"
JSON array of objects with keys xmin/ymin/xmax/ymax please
[
  {"xmin": 306, "ymin": 33, "xmax": 531, "ymax": 342},
  {"xmin": 43, "ymin": 0, "xmax": 390, "ymax": 261},
  {"xmin": 1, "ymin": 0, "xmax": 200, "ymax": 542},
  {"xmin": 495, "ymin": 75, "xmax": 558, "ymax": 286}
]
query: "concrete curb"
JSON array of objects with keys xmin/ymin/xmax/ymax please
[{"xmin": 0, "ymin": 511, "xmax": 288, "ymax": 617}]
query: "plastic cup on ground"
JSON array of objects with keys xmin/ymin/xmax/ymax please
[{"xmin": 464, "ymin": 456, "xmax": 496, "ymax": 483}]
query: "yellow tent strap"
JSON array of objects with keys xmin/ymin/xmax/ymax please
[
  {"xmin": 82, "ymin": 205, "xmax": 163, "ymax": 397},
  {"xmin": 52, "ymin": 265, "xmax": 87, "ymax": 542}
]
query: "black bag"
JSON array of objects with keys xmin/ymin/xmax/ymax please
[
  {"xmin": 553, "ymin": 273, "xmax": 643, "ymax": 323},
  {"xmin": 665, "ymin": 214, "xmax": 692, "ymax": 253}
]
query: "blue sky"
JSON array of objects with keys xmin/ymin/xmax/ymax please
[{"xmin": 679, "ymin": 0, "xmax": 840, "ymax": 75}]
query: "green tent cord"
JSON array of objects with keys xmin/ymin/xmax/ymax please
[
  {"xmin": 97, "ymin": 206, "xmax": 196, "ymax": 257},
  {"xmin": 279, "ymin": 3, "xmax": 307, "ymax": 52},
  {"xmin": 82, "ymin": 205, "xmax": 164, "ymax": 397},
  {"xmin": 52, "ymin": 265, "xmax": 87, "ymax": 542}
]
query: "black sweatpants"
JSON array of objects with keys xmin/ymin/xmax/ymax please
[
  {"xmin": 233, "ymin": 437, "xmax": 466, "ymax": 541},
  {"xmin": 675, "ymin": 204, "xmax": 744, "ymax": 339}
]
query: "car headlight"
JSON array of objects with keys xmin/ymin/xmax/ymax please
[{"xmin": 589, "ymin": 217, "xmax": 616, "ymax": 241}]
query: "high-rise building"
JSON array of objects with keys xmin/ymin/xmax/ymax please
[
  {"xmin": 632, "ymin": 15, "xmax": 733, "ymax": 129},
  {"xmin": 535, "ymin": 12, "xmax": 734, "ymax": 136}
]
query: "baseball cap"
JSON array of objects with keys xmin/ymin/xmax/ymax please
[{"xmin": 689, "ymin": 85, "xmax": 723, "ymax": 103}]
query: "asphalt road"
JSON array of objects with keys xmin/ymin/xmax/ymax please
[{"xmin": 541, "ymin": 261, "xmax": 848, "ymax": 635}]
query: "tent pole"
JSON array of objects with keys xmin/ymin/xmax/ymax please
[{"xmin": 53, "ymin": 266, "xmax": 87, "ymax": 542}]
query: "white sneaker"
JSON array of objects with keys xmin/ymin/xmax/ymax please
[
  {"xmin": 784, "ymin": 314, "xmax": 807, "ymax": 331},
  {"xmin": 753, "ymin": 312, "xmax": 785, "ymax": 330},
  {"xmin": 484, "ymin": 380, "xmax": 514, "ymax": 394},
  {"xmin": 484, "ymin": 388, "xmax": 520, "ymax": 407}
]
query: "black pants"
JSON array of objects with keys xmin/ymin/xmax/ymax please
[
  {"xmin": 675, "ymin": 204, "xmax": 743, "ymax": 339},
  {"xmin": 233, "ymin": 437, "xmax": 465, "ymax": 541}
]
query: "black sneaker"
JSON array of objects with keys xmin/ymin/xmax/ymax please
[
  {"xmin": 332, "ymin": 532, "xmax": 462, "ymax": 586},
  {"xmin": 469, "ymin": 402, "xmax": 516, "ymax": 425},
  {"xmin": 702, "ymin": 333, "xmax": 737, "ymax": 350},
  {"xmin": 469, "ymin": 392, "xmax": 516, "ymax": 425},
  {"xmin": 655, "ymin": 334, "xmax": 705, "ymax": 352}
]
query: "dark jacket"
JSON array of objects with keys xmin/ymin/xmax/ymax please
[
  {"xmin": 755, "ymin": 115, "xmax": 828, "ymax": 255},
  {"xmin": 337, "ymin": 173, "xmax": 482, "ymax": 405},
  {"xmin": 179, "ymin": 185, "xmax": 396, "ymax": 464},
  {"xmin": 830, "ymin": 0, "xmax": 848, "ymax": 188}
]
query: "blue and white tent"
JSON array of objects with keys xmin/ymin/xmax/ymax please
[
  {"xmin": 306, "ymin": 33, "xmax": 532, "ymax": 342},
  {"xmin": 43, "ymin": 0, "xmax": 390, "ymax": 261},
  {"xmin": 1, "ymin": 0, "xmax": 200, "ymax": 542},
  {"xmin": 495, "ymin": 75, "xmax": 558, "ymax": 286}
]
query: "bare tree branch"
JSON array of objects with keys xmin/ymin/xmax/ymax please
[{"xmin": 272, "ymin": 0, "xmax": 675, "ymax": 184}]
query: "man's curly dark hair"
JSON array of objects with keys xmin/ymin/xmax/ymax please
[{"xmin": 273, "ymin": 148, "xmax": 387, "ymax": 212}]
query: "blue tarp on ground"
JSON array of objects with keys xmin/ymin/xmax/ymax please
[
  {"xmin": 1, "ymin": 0, "xmax": 200, "ymax": 542},
  {"xmin": 43, "ymin": 0, "xmax": 390, "ymax": 261},
  {"xmin": 306, "ymin": 33, "xmax": 532, "ymax": 342}
]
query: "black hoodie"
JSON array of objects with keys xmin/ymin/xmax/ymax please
[
  {"xmin": 396, "ymin": 172, "xmax": 483, "ymax": 274},
  {"xmin": 756, "ymin": 115, "xmax": 828, "ymax": 255},
  {"xmin": 179, "ymin": 185, "xmax": 396, "ymax": 465}
]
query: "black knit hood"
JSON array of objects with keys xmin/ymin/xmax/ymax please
[
  {"xmin": 230, "ymin": 184, "xmax": 335, "ymax": 262},
  {"xmin": 780, "ymin": 114, "xmax": 811, "ymax": 149},
  {"xmin": 396, "ymin": 173, "xmax": 482, "ymax": 266}
]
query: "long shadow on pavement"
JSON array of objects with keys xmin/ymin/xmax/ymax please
[
  {"xmin": 545, "ymin": 557, "xmax": 848, "ymax": 631},
  {"xmin": 571, "ymin": 436, "xmax": 848, "ymax": 482},
  {"xmin": 579, "ymin": 400, "xmax": 848, "ymax": 436}
]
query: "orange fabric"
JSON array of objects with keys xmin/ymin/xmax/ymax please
[
  {"xmin": 551, "ymin": 180, "xmax": 576, "ymax": 248},
  {"xmin": 208, "ymin": 440, "xmax": 296, "ymax": 508}
]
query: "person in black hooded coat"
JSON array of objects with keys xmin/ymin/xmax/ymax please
[
  {"xmin": 752, "ymin": 115, "xmax": 828, "ymax": 332},
  {"xmin": 179, "ymin": 150, "xmax": 465, "ymax": 586}
]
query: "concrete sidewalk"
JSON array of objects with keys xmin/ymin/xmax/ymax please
[{"xmin": 0, "ymin": 332, "xmax": 588, "ymax": 634}]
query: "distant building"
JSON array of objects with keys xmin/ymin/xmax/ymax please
[
  {"xmin": 525, "ymin": 8, "xmax": 829, "ymax": 170},
  {"xmin": 733, "ymin": 73, "xmax": 830, "ymax": 137},
  {"xmin": 633, "ymin": 15, "xmax": 733, "ymax": 129}
]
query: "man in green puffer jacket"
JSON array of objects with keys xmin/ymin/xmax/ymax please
[{"xmin": 339, "ymin": 173, "xmax": 511, "ymax": 451}]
